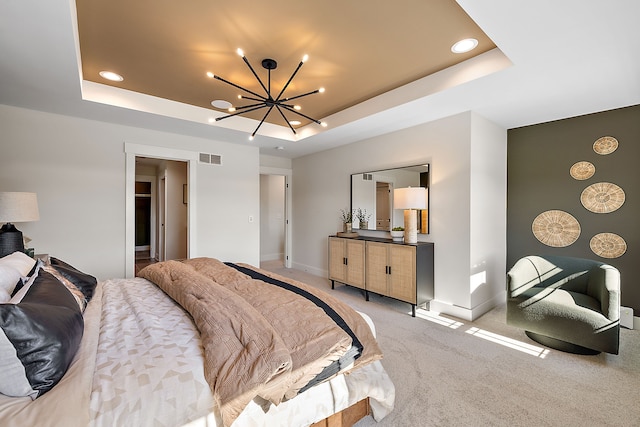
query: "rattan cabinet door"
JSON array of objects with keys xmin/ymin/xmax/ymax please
[
  {"xmin": 329, "ymin": 237, "xmax": 365, "ymax": 289},
  {"xmin": 388, "ymin": 245, "xmax": 416, "ymax": 304},
  {"xmin": 345, "ymin": 239, "xmax": 366, "ymax": 289},
  {"xmin": 329, "ymin": 237, "xmax": 347, "ymax": 283},
  {"xmin": 365, "ymin": 242, "xmax": 389, "ymax": 295}
]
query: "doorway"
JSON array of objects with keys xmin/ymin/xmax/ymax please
[
  {"xmin": 134, "ymin": 157, "xmax": 188, "ymax": 275},
  {"xmin": 259, "ymin": 166, "xmax": 292, "ymax": 269},
  {"xmin": 376, "ymin": 181, "xmax": 393, "ymax": 231},
  {"xmin": 125, "ymin": 143, "xmax": 198, "ymax": 278},
  {"xmin": 260, "ymin": 174, "xmax": 286, "ymax": 267}
]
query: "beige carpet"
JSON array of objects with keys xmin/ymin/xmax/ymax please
[{"xmin": 261, "ymin": 261, "xmax": 640, "ymax": 427}]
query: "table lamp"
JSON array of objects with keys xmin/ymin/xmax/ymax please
[
  {"xmin": 393, "ymin": 187, "xmax": 426, "ymax": 244},
  {"xmin": 0, "ymin": 192, "xmax": 40, "ymax": 257}
]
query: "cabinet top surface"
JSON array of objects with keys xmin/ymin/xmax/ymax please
[{"xmin": 330, "ymin": 235, "xmax": 433, "ymax": 247}]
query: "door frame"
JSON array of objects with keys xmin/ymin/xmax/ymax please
[
  {"xmin": 125, "ymin": 142, "xmax": 198, "ymax": 278},
  {"xmin": 260, "ymin": 166, "xmax": 292, "ymax": 268}
]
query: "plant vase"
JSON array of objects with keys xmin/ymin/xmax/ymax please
[{"xmin": 390, "ymin": 230, "xmax": 404, "ymax": 242}]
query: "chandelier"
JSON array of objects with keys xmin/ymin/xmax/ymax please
[{"xmin": 208, "ymin": 49, "xmax": 326, "ymax": 140}]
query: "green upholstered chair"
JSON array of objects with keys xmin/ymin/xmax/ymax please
[{"xmin": 507, "ymin": 255, "xmax": 620, "ymax": 355}]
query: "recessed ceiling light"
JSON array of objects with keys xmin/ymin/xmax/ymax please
[
  {"xmin": 99, "ymin": 70, "xmax": 124, "ymax": 82},
  {"xmin": 211, "ymin": 100, "xmax": 232, "ymax": 109},
  {"xmin": 451, "ymin": 38, "xmax": 478, "ymax": 54},
  {"xmin": 275, "ymin": 146, "xmax": 285, "ymax": 150}
]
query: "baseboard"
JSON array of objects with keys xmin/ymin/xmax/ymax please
[
  {"xmin": 430, "ymin": 291, "xmax": 505, "ymax": 322},
  {"xmin": 291, "ymin": 261, "xmax": 326, "ymax": 278},
  {"xmin": 429, "ymin": 300, "xmax": 474, "ymax": 321},
  {"xmin": 260, "ymin": 252, "xmax": 284, "ymax": 262}
]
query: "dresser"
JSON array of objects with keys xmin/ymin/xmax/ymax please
[{"xmin": 328, "ymin": 236, "xmax": 434, "ymax": 317}]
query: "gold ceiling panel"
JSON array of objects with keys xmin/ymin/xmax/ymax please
[{"xmin": 76, "ymin": 0, "xmax": 495, "ymax": 128}]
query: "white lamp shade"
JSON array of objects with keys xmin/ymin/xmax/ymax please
[
  {"xmin": 393, "ymin": 187, "xmax": 427, "ymax": 210},
  {"xmin": 0, "ymin": 192, "xmax": 40, "ymax": 223}
]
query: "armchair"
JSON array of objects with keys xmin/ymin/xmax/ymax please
[{"xmin": 507, "ymin": 255, "xmax": 620, "ymax": 355}]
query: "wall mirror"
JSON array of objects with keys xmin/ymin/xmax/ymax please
[{"xmin": 351, "ymin": 164, "xmax": 429, "ymax": 234}]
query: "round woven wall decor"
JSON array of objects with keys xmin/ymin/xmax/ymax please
[
  {"xmin": 590, "ymin": 233, "xmax": 627, "ymax": 258},
  {"xmin": 532, "ymin": 210, "xmax": 581, "ymax": 247},
  {"xmin": 569, "ymin": 161, "xmax": 595, "ymax": 180},
  {"xmin": 580, "ymin": 182, "xmax": 625, "ymax": 213},
  {"xmin": 593, "ymin": 136, "xmax": 618, "ymax": 155}
]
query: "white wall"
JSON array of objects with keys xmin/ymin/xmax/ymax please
[
  {"xmin": 0, "ymin": 104, "xmax": 260, "ymax": 280},
  {"xmin": 292, "ymin": 112, "xmax": 507, "ymax": 320},
  {"xmin": 469, "ymin": 113, "xmax": 507, "ymax": 314}
]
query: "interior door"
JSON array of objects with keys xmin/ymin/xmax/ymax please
[{"xmin": 159, "ymin": 176, "xmax": 166, "ymax": 261}]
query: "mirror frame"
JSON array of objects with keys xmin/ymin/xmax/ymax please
[{"xmin": 350, "ymin": 164, "xmax": 430, "ymax": 235}]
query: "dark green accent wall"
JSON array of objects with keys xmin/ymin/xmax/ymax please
[{"xmin": 507, "ymin": 104, "xmax": 640, "ymax": 313}]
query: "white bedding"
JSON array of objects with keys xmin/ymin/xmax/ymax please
[{"xmin": 0, "ymin": 277, "xmax": 395, "ymax": 427}]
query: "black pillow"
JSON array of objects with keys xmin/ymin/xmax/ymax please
[
  {"xmin": 50, "ymin": 257, "xmax": 98, "ymax": 302},
  {"xmin": 0, "ymin": 270, "xmax": 84, "ymax": 397}
]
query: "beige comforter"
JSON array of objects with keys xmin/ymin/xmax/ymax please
[{"xmin": 139, "ymin": 258, "xmax": 382, "ymax": 427}]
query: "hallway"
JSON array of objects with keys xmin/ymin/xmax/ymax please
[{"xmin": 135, "ymin": 249, "xmax": 157, "ymax": 276}]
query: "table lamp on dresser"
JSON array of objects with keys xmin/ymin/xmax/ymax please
[
  {"xmin": 393, "ymin": 187, "xmax": 426, "ymax": 244},
  {"xmin": 0, "ymin": 192, "xmax": 40, "ymax": 258}
]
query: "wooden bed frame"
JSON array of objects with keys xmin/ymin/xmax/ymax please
[{"xmin": 311, "ymin": 398, "xmax": 370, "ymax": 427}]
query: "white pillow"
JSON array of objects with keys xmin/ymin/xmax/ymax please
[
  {"xmin": 0, "ymin": 265, "xmax": 22, "ymax": 303},
  {"xmin": 0, "ymin": 252, "xmax": 36, "ymax": 302},
  {"xmin": 8, "ymin": 262, "xmax": 43, "ymax": 304},
  {"xmin": 0, "ymin": 251, "xmax": 37, "ymax": 276}
]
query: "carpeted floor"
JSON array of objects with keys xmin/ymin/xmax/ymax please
[{"xmin": 261, "ymin": 260, "xmax": 640, "ymax": 427}]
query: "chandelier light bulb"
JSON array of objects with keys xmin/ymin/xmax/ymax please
[
  {"xmin": 294, "ymin": 105, "xmax": 301, "ymax": 110},
  {"xmin": 321, "ymin": 122, "xmax": 328, "ymax": 127},
  {"xmin": 228, "ymin": 107, "xmax": 236, "ymax": 112},
  {"xmin": 236, "ymin": 48, "xmax": 244, "ymax": 57},
  {"xmin": 319, "ymin": 87, "xmax": 325, "ymax": 93},
  {"xmin": 248, "ymin": 135, "xmax": 254, "ymax": 141},
  {"xmin": 302, "ymin": 54, "xmax": 309, "ymax": 63}
]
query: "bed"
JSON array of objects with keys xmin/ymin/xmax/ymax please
[{"xmin": 0, "ymin": 253, "xmax": 395, "ymax": 427}]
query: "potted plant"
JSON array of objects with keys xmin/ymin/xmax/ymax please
[
  {"xmin": 339, "ymin": 208, "xmax": 354, "ymax": 233},
  {"xmin": 355, "ymin": 208, "xmax": 371, "ymax": 229},
  {"xmin": 390, "ymin": 226, "xmax": 404, "ymax": 242}
]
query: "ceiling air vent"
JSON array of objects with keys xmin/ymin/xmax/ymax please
[
  {"xmin": 199, "ymin": 153, "xmax": 222, "ymax": 165},
  {"xmin": 362, "ymin": 173, "xmax": 373, "ymax": 181}
]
